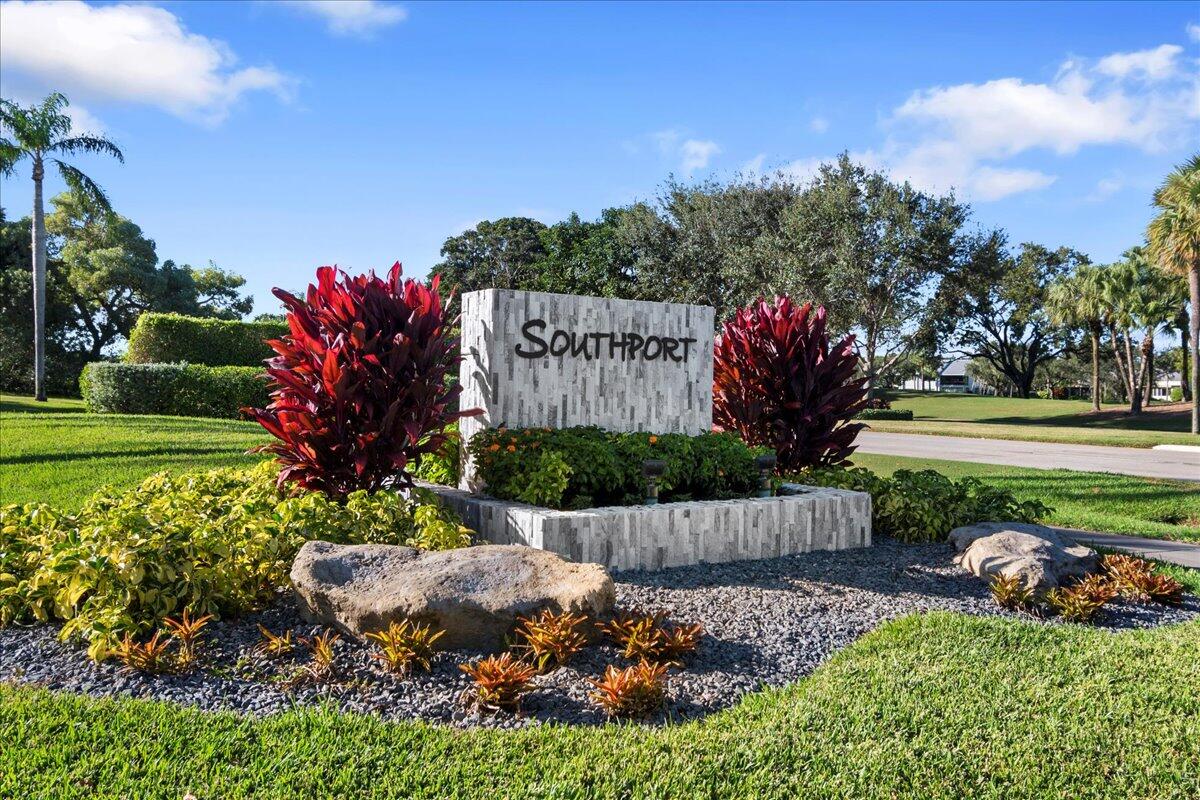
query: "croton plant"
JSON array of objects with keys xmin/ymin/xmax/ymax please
[
  {"xmin": 712, "ymin": 296, "xmax": 867, "ymax": 470},
  {"xmin": 247, "ymin": 263, "xmax": 474, "ymax": 497}
]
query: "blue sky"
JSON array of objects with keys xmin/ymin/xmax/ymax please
[{"xmin": 1, "ymin": 1, "xmax": 1197, "ymax": 316}]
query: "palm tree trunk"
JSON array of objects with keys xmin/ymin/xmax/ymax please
[
  {"xmin": 1143, "ymin": 329, "xmax": 1155, "ymax": 407},
  {"xmin": 1190, "ymin": 266, "xmax": 1199, "ymax": 434},
  {"xmin": 31, "ymin": 156, "xmax": 47, "ymax": 402},
  {"xmin": 1181, "ymin": 317, "xmax": 1192, "ymax": 403},
  {"xmin": 1090, "ymin": 323, "xmax": 1101, "ymax": 412}
]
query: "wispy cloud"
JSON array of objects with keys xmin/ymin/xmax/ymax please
[
  {"xmin": 648, "ymin": 129, "xmax": 721, "ymax": 173},
  {"xmin": 0, "ymin": 0, "xmax": 292, "ymax": 126},
  {"xmin": 277, "ymin": 1, "xmax": 408, "ymax": 37},
  {"xmin": 808, "ymin": 116, "xmax": 829, "ymax": 134}
]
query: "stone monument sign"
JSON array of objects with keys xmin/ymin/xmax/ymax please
[{"xmin": 458, "ymin": 289, "xmax": 715, "ymax": 486}]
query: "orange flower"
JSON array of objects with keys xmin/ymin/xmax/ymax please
[
  {"xmin": 648, "ymin": 435, "xmax": 658, "ymax": 444},
  {"xmin": 488, "ymin": 443, "xmax": 501, "ymax": 452},
  {"xmin": 506, "ymin": 444, "xmax": 517, "ymax": 452}
]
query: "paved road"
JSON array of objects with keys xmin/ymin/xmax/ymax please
[
  {"xmin": 855, "ymin": 431, "xmax": 1200, "ymax": 482},
  {"xmin": 1052, "ymin": 528, "xmax": 1200, "ymax": 569}
]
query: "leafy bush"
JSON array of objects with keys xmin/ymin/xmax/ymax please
[
  {"xmin": 247, "ymin": 264, "xmax": 472, "ymax": 497},
  {"xmin": 414, "ymin": 423, "xmax": 462, "ymax": 487},
  {"xmin": 468, "ymin": 427, "xmax": 767, "ymax": 509},
  {"xmin": 459, "ymin": 652, "xmax": 538, "ymax": 713},
  {"xmin": 80, "ymin": 362, "xmax": 269, "ymax": 418},
  {"xmin": 857, "ymin": 408, "xmax": 914, "ymax": 421},
  {"xmin": 0, "ymin": 461, "xmax": 472, "ymax": 659},
  {"xmin": 864, "ymin": 397, "xmax": 892, "ymax": 410},
  {"xmin": 1103, "ymin": 554, "xmax": 1184, "ymax": 604},
  {"xmin": 793, "ymin": 466, "xmax": 1051, "ymax": 543},
  {"xmin": 988, "ymin": 574, "xmax": 1034, "ymax": 611},
  {"xmin": 513, "ymin": 609, "xmax": 589, "ymax": 672},
  {"xmin": 365, "ymin": 619, "xmax": 444, "ymax": 675},
  {"xmin": 589, "ymin": 659, "xmax": 669, "ymax": 718},
  {"xmin": 1170, "ymin": 386, "xmax": 1184, "ymax": 402},
  {"xmin": 126, "ymin": 313, "xmax": 286, "ymax": 367},
  {"xmin": 713, "ymin": 296, "xmax": 867, "ymax": 470}
]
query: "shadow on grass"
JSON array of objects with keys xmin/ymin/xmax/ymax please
[{"xmin": 0, "ymin": 446, "xmax": 258, "ymax": 466}]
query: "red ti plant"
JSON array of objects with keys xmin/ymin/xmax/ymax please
[
  {"xmin": 247, "ymin": 263, "xmax": 474, "ymax": 497},
  {"xmin": 712, "ymin": 296, "xmax": 867, "ymax": 470}
]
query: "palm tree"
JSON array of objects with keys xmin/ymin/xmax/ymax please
[
  {"xmin": 1147, "ymin": 154, "xmax": 1200, "ymax": 433},
  {"xmin": 0, "ymin": 93, "xmax": 124, "ymax": 401},
  {"xmin": 1047, "ymin": 264, "xmax": 1108, "ymax": 412}
]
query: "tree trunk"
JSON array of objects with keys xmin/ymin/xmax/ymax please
[
  {"xmin": 31, "ymin": 156, "xmax": 47, "ymax": 402},
  {"xmin": 1130, "ymin": 336, "xmax": 1150, "ymax": 415},
  {"xmin": 1143, "ymin": 329, "xmax": 1155, "ymax": 407},
  {"xmin": 1089, "ymin": 323, "xmax": 1101, "ymax": 412},
  {"xmin": 1190, "ymin": 266, "xmax": 1199, "ymax": 434},
  {"xmin": 1181, "ymin": 315, "xmax": 1192, "ymax": 403}
]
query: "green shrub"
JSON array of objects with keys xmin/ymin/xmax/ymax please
[
  {"xmin": 469, "ymin": 427, "xmax": 766, "ymax": 509},
  {"xmin": 792, "ymin": 466, "xmax": 1050, "ymax": 543},
  {"xmin": 80, "ymin": 362, "xmax": 269, "ymax": 418},
  {"xmin": 126, "ymin": 313, "xmax": 286, "ymax": 367},
  {"xmin": 0, "ymin": 462, "xmax": 472, "ymax": 659},
  {"xmin": 856, "ymin": 408, "xmax": 915, "ymax": 421},
  {"xmin": 1170, "ymin": 387, "xmax": 1183, "ymax": 402},
  {"xmin": 414, "ymin": 423, "xmax": 462, "ymax": 487}
]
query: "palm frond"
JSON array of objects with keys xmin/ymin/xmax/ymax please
[
  {"xmin": 0, "ymin": 137, "xmax": 26, "ymax": 178},
  {"xmin": 50, "ymin": 135, "xmax": 124, "ymax": 163},
  {"xmin": 54, "ymin": 160, "xmax": 114, "ymax": 214}
]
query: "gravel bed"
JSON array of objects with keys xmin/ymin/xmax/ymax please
[{"xmin": 2, "ymin": 538, "xmax": 1196, "ymax": 729}]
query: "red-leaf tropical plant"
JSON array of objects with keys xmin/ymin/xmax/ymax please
[
  {"xmin": 247, "ymin": 263, "xmax": 475, "ymax": 497},
  {"xmin": 713, "ymin": 296, "xmax": 867, "ymax": 470}
]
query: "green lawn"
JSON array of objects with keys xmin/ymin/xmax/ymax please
[
  {"xmin": 3, "ymin": 612, "xmax": 1198, "ymax": 800},
  {"xmin": 0, "ymin": 394, "xmax": 267, "ymax": 508},
  {"xmin": 852, "ymin": 452, "xmax": 1200, "ymax": 543},
  {"xmin": 866, "ymin": 390, "xmax": 1198, "ymax": 448}
]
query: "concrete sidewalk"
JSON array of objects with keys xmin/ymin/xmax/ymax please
[
  {"xmin": 1052, "ymin": 528, "xmax": 1200, "ymax": 569},
  {"xmin": 856, "ymin": 431, "xmax": 1200, "ymax": 482}
]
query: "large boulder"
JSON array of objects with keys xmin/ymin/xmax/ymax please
[
  {"xmin": 949, "ymin": 521, "xmax": 1100, "ymax": 593},
  {"xmin": 290, "ymin": 542, "xmax": 615, "ymax": 650}
]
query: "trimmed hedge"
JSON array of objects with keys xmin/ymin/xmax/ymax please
[
  {"xmin": 468, "ymin": 426, "xmax": 770, "ymax": 509},
  {"xmin": 857, "ymin": 408, "xmax": 914, "ymax": 421},
  {"xmin": 126, "ymin": 313, "xmax": 286, "ymax": 367},
  {"xmin": 80, "ymin": 363, "xmax": 269, "ymax": 419}
]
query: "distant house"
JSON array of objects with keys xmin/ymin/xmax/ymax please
[
  {"xmin": 1152, "ymin": 372, "xmax": 1183, "ymax": 401},
  {"xmin": 901, "ymin": 357, "xmax": 980, "ymax": 393}
]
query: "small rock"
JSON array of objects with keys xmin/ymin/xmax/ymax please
[
  {"xmin": 290, "ymin": 542, "xmax": 615, "ymax": 649},
  {"xmin": 948, "ymin": 521, "xmax": 1100, "ymax": 592}
]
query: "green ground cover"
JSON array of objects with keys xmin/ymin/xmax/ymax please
[
  {"xmin": 0, "ymin": 394, "xmax": 267, "ymax": 508},
  {"xmin": 866, "ymin": 390, "xmax": 1197, "ymax": 448},
  {"xmin": 852, "ymin": 452, "xmax": 1200, "ymax": 543},
  {"xmin": 2, "ymin": 612, "xmax": 1197, "ymax": 800}
]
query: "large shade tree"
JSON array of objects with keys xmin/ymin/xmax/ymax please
[
  {"xmin": 1147, "ymin": 154, "xmax": 1200, "ymax": 433},
  {"xmin": 0, "ymin": 93, "xmax": 124, "ymax": 401}
]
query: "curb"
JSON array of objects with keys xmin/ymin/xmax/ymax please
[{"xmin": 1152, "ymin": 444, "xmax": 1200, "ymax": 454}]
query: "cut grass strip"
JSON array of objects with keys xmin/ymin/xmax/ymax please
[{"xmin": 2, "ymin": 612, "xmax": 1197, "ymax": 799}]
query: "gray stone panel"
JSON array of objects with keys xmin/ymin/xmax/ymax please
[{"xmin": 422, "ymin": 483, "xmax": 873, "ymax": 572}]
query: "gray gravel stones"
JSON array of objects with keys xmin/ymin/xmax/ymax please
[{"xmin": 1, "ymin": 538, "xmax": 1195, "ymax": 730}]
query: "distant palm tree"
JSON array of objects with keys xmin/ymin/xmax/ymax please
[
  {"xmin": 0, "ymin": 93, "xmax": 124, "ymax": 401},
  {"xmin": 1047, "ymin": 264, "xmax": 1108, "ymax": 412},
  {"xmin": 1147, "ymin": 154, "xmax": 1200, "ymax": 433}
]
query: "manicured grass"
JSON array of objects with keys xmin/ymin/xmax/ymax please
[
  {"xmin": 3, "ymin": 612, "xmax": 1197, "ymax": 799},
  {"xmin": 0, "ymin": 393, "xmax": 267, "ymax": 508},
  {"xmin": 866, "ymin": 390, "xmax": 1198, "ymax": 448},
  {"xmin": 852, "ymin": 452, "xmax": 1200, "ymax": 543}
]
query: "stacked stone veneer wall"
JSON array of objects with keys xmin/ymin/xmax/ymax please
[
  {"xmin": 458, "ymin": 289, "xmax": 715, "ymax": 489},
  {"xmin": 423, "ymin": 483, "xmax": 872, "ymax": 572}
]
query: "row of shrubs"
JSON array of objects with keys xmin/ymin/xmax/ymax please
[
  {"xmin": 79, "ymin": 362, "xmax": 269, "ymax": 418},
  {"xmin": 792, "ymin": 465, "xmax": 1050, "ymax": 543},
  {"xmin": 856, "ymin": 408, "xmax": 914, "ymax": 421},
  {"xmin": 467, "ymin": 426, "xmax": 771, "ymax": 509},
  {"xmin": 126, "ymin": 313, "xmax": 286, "ymax": 367},
  {"xmin": 0, "ymin": 462, "xmax": 472, "ymax": 660}
]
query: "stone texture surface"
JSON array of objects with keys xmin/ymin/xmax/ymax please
[
  {"xmin": 424, "ymin": 482, "xmax": 872, "ymax": 572},
  {"xmin": 949, "ymin": 521, "xmax": 1100, "ymax": 591},
  {"xmin": 458, "ymin": 289, "xmax": 715, "ymax": 489},
  {"xmin": 290, "ymin": 541, "xmax": 615, "ymax": 649}
]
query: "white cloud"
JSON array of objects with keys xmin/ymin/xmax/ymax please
[
  {"xmin": 1085, "ymin": 176, "xmax": 1124, "ymax": 202},
  {"xmin": 1096, "ymin": 44, "xmax": 1183, "ymax": 81},
  {"xmin": 679, "ymin": 139, "xmax": 720, "ymax": 172},
  {"xmin": 0, "ymin": 1, "xmax": 291, "ymax": 125},
  {"xmin": 64, "ymin": 103, "xmax": 105, "ymax": 136},
  {"xmin": 279, "ymin": 1, "xmax": 407, "ymax": 37},
  {"xmin": 649, "ymin": 129, "xmax": 721, "ymax": 173},
  {"xmin": 1187, "ymin": 23, "xmax": 1200, "ymax": 42},
  {"xmin": 809, "ymin": 116, "xmax": 829, "ymax": 133},
  {"xmin": 874, "ymin": 44, "xmax": 1198, "ymax": 200}
]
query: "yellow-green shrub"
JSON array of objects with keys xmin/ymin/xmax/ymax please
[{"xmin": 0, "ymin": 462, "xmax": 471, "ymax": 659}]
